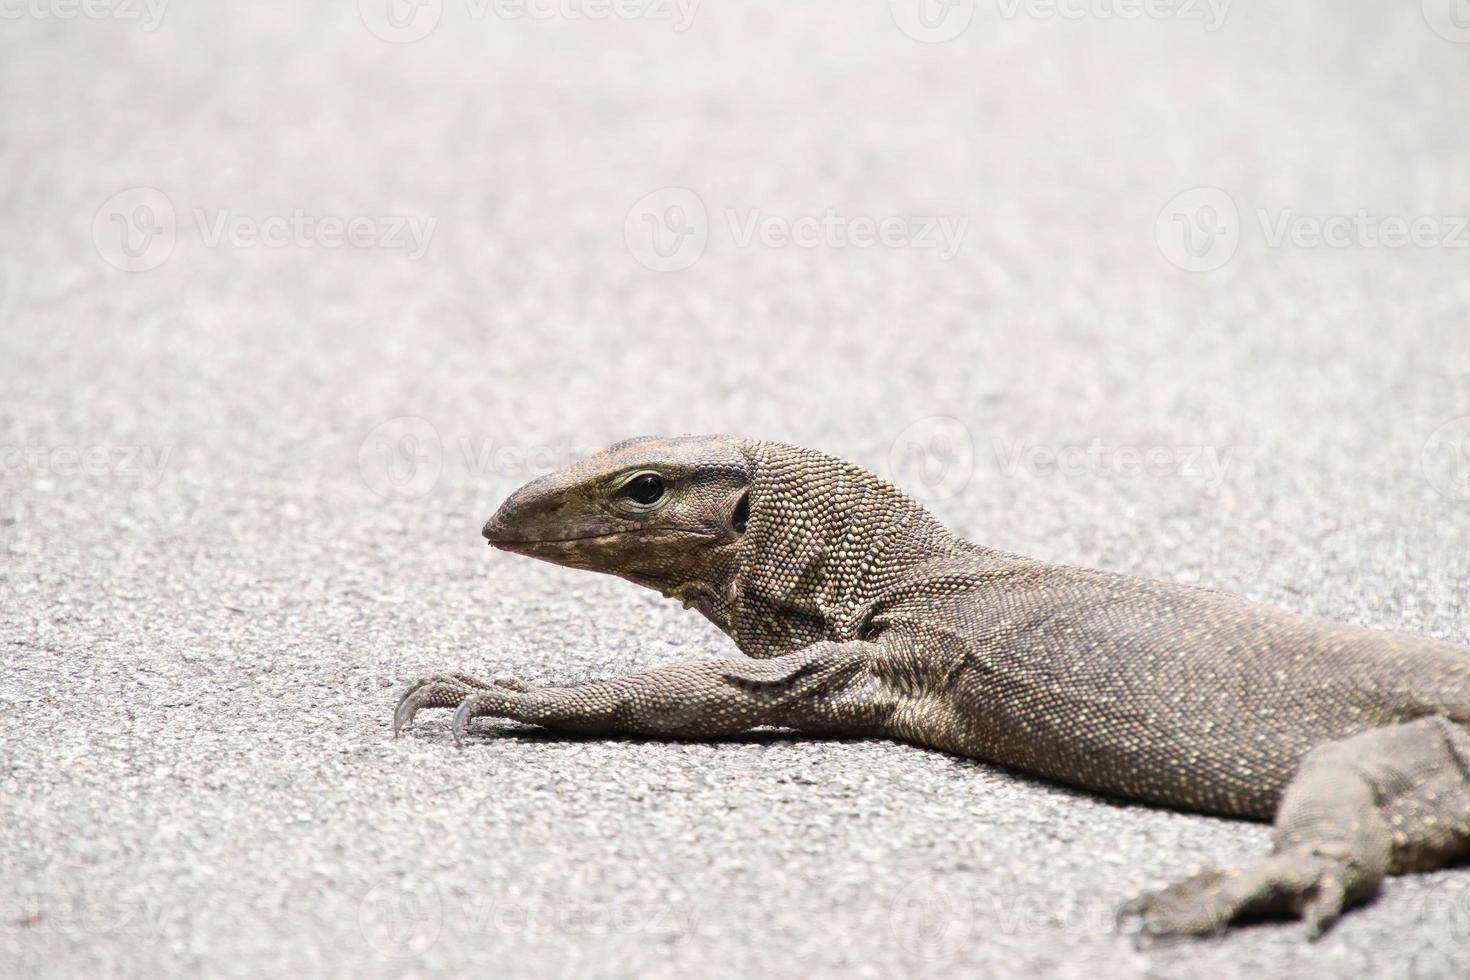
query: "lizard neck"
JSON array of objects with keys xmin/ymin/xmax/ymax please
[{"xmin": 722, "ymin": 440, "xmax": 953, "ymax": 657}]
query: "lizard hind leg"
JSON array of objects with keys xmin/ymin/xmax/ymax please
[{"xmin": 1123, "ymin": 716, "xmax": 1470, "ymax": 939}]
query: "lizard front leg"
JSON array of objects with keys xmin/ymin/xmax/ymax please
[{"xmin": 393, "ymin": 640, "xmax": 893, "ymax": 747}]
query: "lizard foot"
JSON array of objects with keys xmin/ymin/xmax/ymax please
[
  {"xmin": 1119, "ymin": 851, "xmax": 1363, "ymax": 941},
  {"xmin": 393, "ymin": 672, "xmax": 532, "ymax": 737}
]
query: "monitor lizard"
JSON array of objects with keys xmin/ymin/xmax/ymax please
[{"xmin": 392, "ymin": 435, "xmax": 1470, "ymax": 938}]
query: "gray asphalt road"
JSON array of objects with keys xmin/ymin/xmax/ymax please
[{"xmin": 4, "ymin": 1, "xmax": 1470, "ymax": 976}]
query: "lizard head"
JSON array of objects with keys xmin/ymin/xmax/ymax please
[{"xmin": 481, "ymin": 435, "xmax": 752, "ymax": 618}]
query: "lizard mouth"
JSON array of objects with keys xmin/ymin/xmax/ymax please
[{"xmin": 484, "ymin": 528, "xmax": 718, "ymax": 548}]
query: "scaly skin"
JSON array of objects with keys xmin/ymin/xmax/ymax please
[{"xmin": 394, "ymin": 435, "xmax": 1470, "ymax": 938}]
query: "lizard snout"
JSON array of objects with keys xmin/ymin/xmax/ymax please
[
  {"xmin": 481, "ymin": 488, "xmax": 528, "ymax": 546},
  {"xmin": 481, "ymin": 477, "xmax": 573, "ymax": 549}
]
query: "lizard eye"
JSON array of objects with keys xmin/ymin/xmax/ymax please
[{"xmin": 620, "ymin": 472, "xmax": 666, "ymax": 507}]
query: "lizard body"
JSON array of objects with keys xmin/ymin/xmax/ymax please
[{"xmin": 394, "ymin": 435, "xmax": 1470, "ymax": 937}]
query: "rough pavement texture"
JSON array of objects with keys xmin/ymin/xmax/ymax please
[{"xmin": 3, "ymin": 1, "xmax": 1469, "ymax": 977}]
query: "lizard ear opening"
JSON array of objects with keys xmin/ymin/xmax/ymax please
[{"xmin": 730, "ymin": 490, "xmax": 750, "ymax": 534}]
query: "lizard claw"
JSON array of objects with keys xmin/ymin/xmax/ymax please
[
  {"xmin": 451, "ymin": 698, "xmax": 477, "ymax": 749},
  {"xmin": 392, "ymin": 695, "xmax": 413, "ymax": 737},
  {"xmin": 392, "ymin": 672, "xmax": 533, "ymax": 737}
]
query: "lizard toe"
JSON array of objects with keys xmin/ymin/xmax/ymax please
[
  {"xmin": 1121, "ymin": 869, "xmax": 1232, "ymax": 938},
  {"xmin": 450, "ymin": 691, "xmax": 526, "ymax": 748},
  {"xmin": 1300, "ymin": 873, "xmax": 1347, "ymax": 940},
  {"xmin": 394, "ymin": 671, "xmax": 539, "ymax": 736},
  {"xmin": 1122, "ymin": 853, "xmax": 1359, "ymax": 939},
  {"xmin": 396, "ymin": 671, "xmax": 498, "ymax": 705},
  {"xmin": 392, "ymin": 682, "xmax": 478, "ymax": 737}
]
